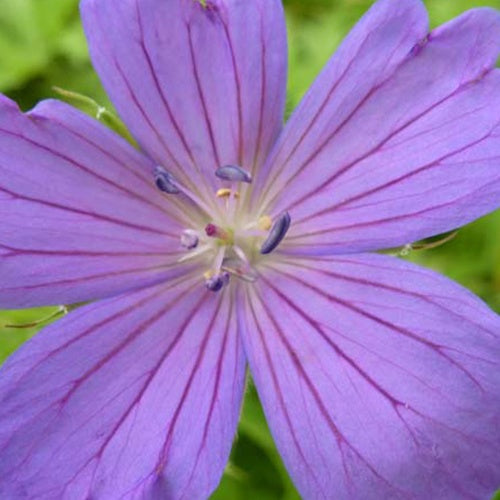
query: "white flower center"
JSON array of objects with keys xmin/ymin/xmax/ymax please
[{"xmin": 154, "ymin": 165, "xmax": 291, "ymax": 292}]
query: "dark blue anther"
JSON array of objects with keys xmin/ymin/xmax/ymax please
[
  {"xmin": 215, "ymin": 165, "xmax": 252, "ymax": 183},
  {"xmin": 206, "ymin": 272, "xmax": 230, "ymax": 292},
  {"xmin": 154, "ymin": 166, "xmax": 180, "ymax": 194},
  {"xmin": 260, "ymin": 212, "xmax": 291, "ymax": 255}
]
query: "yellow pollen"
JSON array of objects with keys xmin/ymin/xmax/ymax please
[
  {"xmin": 257, "ymin": 215, "xmax": 272, "ymax": 231},
  {"xmin": 216, "ymin": 188, "xmax": 240, "ymax": 199},
  {"xmin": 204, "ymin": 270, "xmax": 215, "ymax": 280}
]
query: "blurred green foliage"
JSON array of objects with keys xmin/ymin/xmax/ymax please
[
  {"xmin": 0, "ymin": 0, "xmax": 499, "ymax": 498},
  {"xmin": 0, "ymin": 0, "xmax": 107, "ymax": 110}
]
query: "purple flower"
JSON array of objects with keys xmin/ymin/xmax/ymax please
[{"xmin": 0, "ymin": 0, "xmax": 499, "ymax": 497}]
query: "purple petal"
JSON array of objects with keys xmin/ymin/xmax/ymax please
[
  {"xmin": 0, "ymin": 97, "xmax": 189, "ymax": 308},
  {"xmin": 0, "ymin": 277, "xmax": 245, "ymax": 498},
  {"xmin": 81, "ymin": 0, "xmax": 287, "ymax": 196},
  {"xmin": 240, "ymin": 254, "xmax": 500, "ymax": 499},
  {"xmin": 259, "ymin": 2, "xmax": 500, "ymax": 254}
]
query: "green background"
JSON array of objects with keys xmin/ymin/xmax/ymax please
[{"xmin": 0, "ymin": 0, "xmax": 499, "ymax": 498}]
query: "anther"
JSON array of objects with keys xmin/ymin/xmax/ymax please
[
  {"xmin": 154, "ymin": 166, "xmax": 217, "ymax": 217},
  {"xmin": 257, "ymin": 215, "xmax": 272, "ymax": 231},
  {"xmin": 205, "ymin": 223, "xmax": 231, "ymax": 242},
  {"xmin": 154, "ymin": 166, "xmax": 180, "ymax": 194},
  {"xmin": 216, "ymin": 188, "xmax": 240, "ymax": 199},
  {"xmin": 260, "ymin": 212, "xmax": 291, "ymax": 255},
  {"xmin": 204, "ymin": 271, "xmax": 230, "ymax": 292},
  {"xmin": 215, "ymin": 165, "xmax": 252, "ymax": 183},
  {"xmin": 180, "ymin": 230, "xmax": 199, "ymax": 250}
]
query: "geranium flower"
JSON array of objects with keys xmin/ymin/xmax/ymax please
[{"xmin": 0, "ymin": 0, "xmax": 499, "ymax": 497}]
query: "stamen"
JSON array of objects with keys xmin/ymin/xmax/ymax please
[
  {"xmin": 205, "ymin": 223, "xmax": 231, "ymax": 242},
  {"xmin": 216, "ymin": 188, "xmax": 240, "ymax": 199},
  {"xmin": 257, "ymin": 215, "xmax": 272, "ymax": 231},
  {"xmin": 154, "ymin": 166, "xmax": 180, "ymax": 194},
  {"xmin": 204, "ymin": 271, "xmax": 230, "ymax": 292},
  {"xmin": 243, "ymin": 215, "xmax": 272, "ymax": 232},
  {"xmin": 215, "ymin": 165, "xmax": 252, "ymax": 183},
  {"xmin": 260, "ymin": 212, "xmax": 291, "ymax": 255},
  {"xmin": 154, "ymin": 165, "xmax": 216, "ymax": 216},
  {"xmin": 180, "ymin": 230, "xmax": 199, "ymax": 250}
]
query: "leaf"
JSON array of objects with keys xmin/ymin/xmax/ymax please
[
  {"xmin": 52, "ymin": 87, "xmax": 137, "ymax": 146},
  {"xmin": 0, "ymin": 307, "xmax": 59, "ymax": 363}
]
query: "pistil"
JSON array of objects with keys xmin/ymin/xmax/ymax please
[{"xmin": 205, "ymin": 223, "xmax": 232, "ymax": 243}]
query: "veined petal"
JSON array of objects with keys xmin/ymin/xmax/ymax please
[
  {"xmin": 260, "ymin": 3, "xmax": 500, "ymax": 255},
  {"xmin": 81, "ymin": 0, "xmax": 287, "ymax": 196},
  {"xmin": 0, "ymin": 277, "xmax": 245, "ymax": 499},
  {"xmin": 240, "ymin": 254, "xmax": 500, "ymax": 499},
  {"xmin": 0, "ymin": 97, "xmax": 187, "ymax": 309}
]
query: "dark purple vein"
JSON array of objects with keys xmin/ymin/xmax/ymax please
[
  {"xmin": 287, "ymin": 181, "xmax": 495, "ymax": 242},
  {"xmin": 154, "ymin": 292, "xmax": 223, "ymax": 474},
  {"xmin": 180, "ymin": 298, "xmax": 235, "ymax": 497},
  {"xmin": 276, "ymin": 258, "xmax": 498, "ymax": 341},
  {"xmin": 0, "ymin": 125, "xmax": 170, "ymax": 221},
  {"xmin": 186, "ymin": 23, "xmax": 221, "ymax": 167},
  {"xmin": 252, "ymin": 6, "xmax": 267, "ymax": 172},
  {"xmin": 135, "ymin": 0, "xmax": 203, "ymax": 182},
  {"xmin": 254, "ymin": 287, "xmax": 397, "ymax": 492},
  {"xmin": 219, "ymin": 16, "xmax": 244, "ymax": 166},
  {"xmin": 281, "ymin": 76, "xmax": 486, "ymax": 214},
  {"xmin": 268, "ymin": 268, "xmax": 484, "ymax": 391},
  {"xmin": 55, "ymin": 287, "xmax": 207, "ymax": 494},
  {"xmin": 292, "ymin": 124, "xmax": 496, "ymax": 226},
  {"xmin": 38, "ymin": 115, "xmax": 176, "ymax": 217},
  {"xmin": 0, "ymin": 183, "xmax": 169, "ymax": 236},
  {"xmin": 0, "ymin": 242, "xmax": 176, "ymax": 259},
  {"xmin": 1, "ymin": 261, "xmax": 184, "ymax": 293},
  {"xmin": 245, "ymin": 290, "xmax": 326, "ymax": 495},
  {"xmin": 261, "ymin": 18, "xmax": 380, "ymax": 200}
]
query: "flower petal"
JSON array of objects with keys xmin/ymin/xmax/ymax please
[
  {"xmin": 0, "ymin": 277, "xmax": 245, "ymax": 499},
  {"xmin": 0, "ymin": 97, "xmax": 189, "ymax": 309},
  {"xmin": 259, "ymin": 3, "xmax": 500, "ymax": 254},
  {"xmin": 240, "ymin": 254, "xmax": 500, "ymax": 499},
  {"xmin": 81, "ymin": 0, "xmax": 287, "ymax": 195}
]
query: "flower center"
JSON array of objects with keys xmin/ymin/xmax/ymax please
[{"xmin": 154, "ymin": 165, "xmax": 291, "ymax": 292}]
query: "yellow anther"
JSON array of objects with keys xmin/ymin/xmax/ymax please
[
  {"xmin": 216, "ymin": 188, "xmax": 240, "ymax": 199},
  {"xmin": 257, "ymin": 215, "xmax": 272, "ymax": 231},
  {"xmin": 204, "ymin": 270, "xmax": 215, "ymax": 280}
]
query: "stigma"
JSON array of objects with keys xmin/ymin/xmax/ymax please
[{"xmin": 205, "ymin": 224, "xmax": 232, "ymax": 243}]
